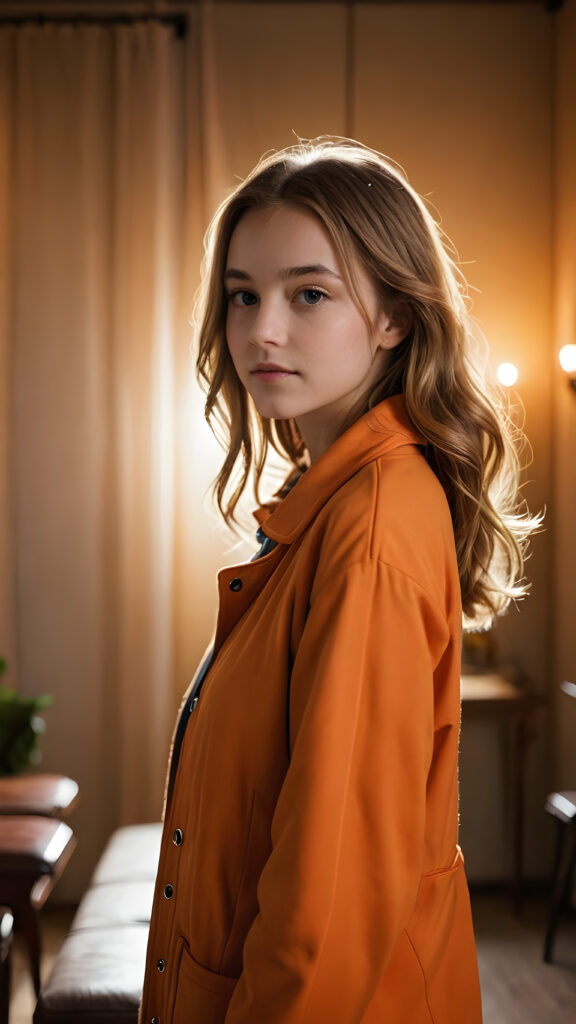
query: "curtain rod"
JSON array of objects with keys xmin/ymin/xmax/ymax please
[
  {"xmin": 0, "ymin": 15, "xmax": 188, "ymax": 35},
  {"xmin": 0, "ymin": 0, "xmax": 564, "ymax": 12},
  {"xmin": 0, "ymin": 0, "xmax": 564, "ymax": 21}
]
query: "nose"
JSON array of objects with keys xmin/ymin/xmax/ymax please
[{"xmin": 248, "ymin": 299, "xmax": 288, "ymax": 348}]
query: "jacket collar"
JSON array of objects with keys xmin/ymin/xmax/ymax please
[{"xmin": 254, "ymin": 395, "xmax": 423, "ymax": 545}]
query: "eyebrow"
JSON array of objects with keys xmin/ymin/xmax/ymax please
[{"xmin": 224, "ymin": 264, "xmax": 342, "ymax": 282}]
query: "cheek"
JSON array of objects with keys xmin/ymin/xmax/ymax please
[{"xmin": 330, "ymin": 330, "xmax": 376, "ymax": 376}]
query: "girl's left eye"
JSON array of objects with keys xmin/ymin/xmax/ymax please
[
  {"xmin": 228, "ymin": 290, "xmax": 258, "ymax": 307},
  {"xmin": 296, "ymin": 288, "xmax": 326, "ymax": 306}
]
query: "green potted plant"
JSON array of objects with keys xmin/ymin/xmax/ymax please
[{"xmin": 0, "ymin": 658, "xmax": 53, "ymax": 775}]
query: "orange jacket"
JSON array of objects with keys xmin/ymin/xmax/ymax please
[{"xmin": 140, "ymin": 395, "xmax": 482, "ymax": 1024}]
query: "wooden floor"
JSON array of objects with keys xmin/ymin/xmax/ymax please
[
  {"xmin": 472, "ymin": 887, "xmax": 576, "ymax": 1024},
  {"xmin": 9, "ymin": 905, "xmax": 75, "ymax": 1024},
  {"xmin": 7, "ymin": 890, "xmax": 576, "ymax": 1023}
]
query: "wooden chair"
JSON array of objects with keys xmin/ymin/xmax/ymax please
[
  {"xmin": 543, "ymin": 680, "xmax": 576, "ymax": 963},
  {"xmin": 543, "ymin": 790, "xmax": 576, "ymax": 962},
  {"xmin": 0, "ymin": 816, "xmax": 76, "ymax": 995}
]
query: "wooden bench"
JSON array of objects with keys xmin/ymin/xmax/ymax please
[
  {"xmin": 0, "ymin": 774, "xmax": 79, "ymax": 819},
  {"xmin": 34, "ymin": 822, "xmax": 162, "ymax": 1024}
]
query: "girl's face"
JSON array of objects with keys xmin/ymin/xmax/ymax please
[{"xmin": 224, "ymin": 204, "xmax": 404, "ymax": 463}]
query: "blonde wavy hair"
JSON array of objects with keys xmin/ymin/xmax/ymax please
[{"xmin": 196, "ymin": 138, "xmax": 539, "ymax": 627}]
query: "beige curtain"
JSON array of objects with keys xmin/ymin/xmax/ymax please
[{"xmin": 0, "ymin": 19, "xmax": 211, "ymax": 897}]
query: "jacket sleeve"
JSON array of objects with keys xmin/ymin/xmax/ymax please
[{"xmin": 225, "ymin": 556, "xmax": 453, "ymax": 1024}]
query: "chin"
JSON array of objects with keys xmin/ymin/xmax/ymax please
[{"xmin": 251, "ymin": 401, "xmax": 299, "ymax": 422}]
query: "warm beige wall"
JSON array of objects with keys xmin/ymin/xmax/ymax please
[
  {"xmin": 353, "ymin": 2, "xmax": 553, "ymax": 692},
  {"xmin": 553, "ymin": 0, "xmax": 576, "ymax": 788},
  {"xmin": 350, "ymin": 2, "xmax": 554, "ymax": 880},
  {"xmin": 199, "ymin": 2, "xmax": 349, "ymax": 213}
]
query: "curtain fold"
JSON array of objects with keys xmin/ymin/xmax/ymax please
[
  {"xmin": 0, "ymin": 29, "xmax": 16, "ymax": 683},
  {"xmin": 109, "ymin": 22, "xmax": 182, "ymax": 825}
]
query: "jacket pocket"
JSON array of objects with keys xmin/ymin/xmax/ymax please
[
  {"xmin": 171, "ymin": 937, "xmax": 238, "ymax": 1024},
  {"xmin": 405, "ymin": 849, "xmax": 482, "ymax": 1023}
]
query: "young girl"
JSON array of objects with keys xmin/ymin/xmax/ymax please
[{"xmin": 140, "ymin": 139, "xmax": 536, "ymax": 1024}]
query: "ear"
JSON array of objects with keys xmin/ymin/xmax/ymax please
[{"xmin": 375, "ymin": 303, "xmax": 412, "ymax": 351}]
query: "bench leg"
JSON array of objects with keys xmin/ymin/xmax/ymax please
[
  {"xmin": 17, "ymin": 900, "xmax": 42, "ymax": 996},
  {"xmin": 0, "ymin": 953, "xmax": 10, "ymax": 1024}
]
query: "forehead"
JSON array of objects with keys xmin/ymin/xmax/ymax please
[{"xmin": 226, "ymin": 204, "xmax": 338, "ymax": 270}]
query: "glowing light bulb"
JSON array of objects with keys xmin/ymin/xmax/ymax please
[
  {"xmin": 559, "ymin": 344, "xmax": 576, "ymax": 374},
  {"xmin": 497, "ymin": 362, "xmax": 519, "ymax": 387}
]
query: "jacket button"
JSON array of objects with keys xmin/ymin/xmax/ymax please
[
  {"xmin": 229, "ymin": 577, "xmax": 242, "ymax": 591},
  {"xmin": 157, "ymin": 959, "xmax": 165, "ymax": 972},
  {"xmin": 164, "ymin": 883, "xmax": 174, "ymax": 899},
  {"xmin": 172, "ymin": 828, "xmax": 184, "ymax": 846},
  {"xmin": 151, "ymin": 1019, "xmax": 160, "ymax": 1023}
]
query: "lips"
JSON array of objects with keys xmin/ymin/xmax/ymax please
[{"xmin": 251, "ymin": 363, "xmax": 297, "ymax": 378}]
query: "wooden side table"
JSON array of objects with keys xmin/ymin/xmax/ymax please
[{"xmin": 461, "ymin": 672, "xmax": 544, "ymax": 913}]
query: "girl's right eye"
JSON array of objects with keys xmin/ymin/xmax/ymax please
[{"xmin": 228, "ymin": 290, "xmax": 258, "ymax": 307}]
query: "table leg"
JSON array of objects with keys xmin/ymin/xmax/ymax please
[{"xmin": 511, "ymin": 712, "xmax": 530, "ymax": 915}]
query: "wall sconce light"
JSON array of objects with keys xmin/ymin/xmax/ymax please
[
  {"xmin": 559, "ymin": 345, "xmax": 576, "ymax": 391},
  {"xmin": 497, "ymin": 362, "xmax": 519, "ymax": 388}
]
